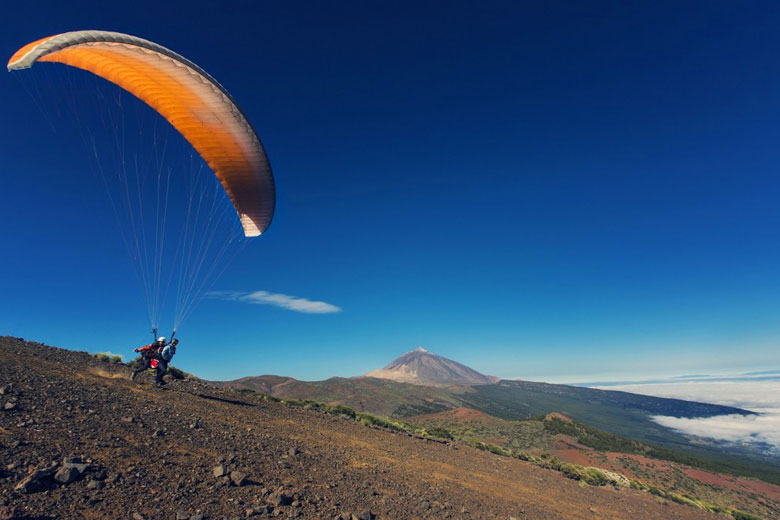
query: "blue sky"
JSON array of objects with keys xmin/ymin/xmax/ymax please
[{"xmin": 2, "ymin": 1, "xmax": 780, "ymax": 382}]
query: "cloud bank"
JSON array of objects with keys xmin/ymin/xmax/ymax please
[
  {"xmin": 206, "ymin": 290, "xmax": 341, "ymax": 314},
  {"xmin": 599, "ymin": 380, "xmax": 780, "ymax": 451},
  {"xmin": 651, "ymin": 412, "xmax": 780, "ymax": 449}
]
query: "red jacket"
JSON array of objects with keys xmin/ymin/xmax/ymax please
[{"xmin": 135, "ymin": 343, "xmax": 162, "ymax": 357}]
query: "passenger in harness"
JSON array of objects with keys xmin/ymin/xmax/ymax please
[{"xmin": 155, "ymin": 338, "xmax": 179, "ymax": 386}]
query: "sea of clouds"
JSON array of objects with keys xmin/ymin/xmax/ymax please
[{"xmin": 594, "ymin": 378, "xmax": 780, "ymax": 452}]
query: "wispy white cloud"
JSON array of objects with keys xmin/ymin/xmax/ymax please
[
  {"xmin": 599, "ymin": 380, "xmax": 780, "ymax": 451},
  {"xmin": 597, "ymin": 380, "xmax": 780, "ymax": 411},
  {"xmin": 206, "ymin": 290, "xmax": 341, "ymax": 314}
]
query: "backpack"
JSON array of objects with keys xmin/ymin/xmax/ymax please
[{"xmin": 160, "ymin": 345, "xmax": 176, "ymax": 362}]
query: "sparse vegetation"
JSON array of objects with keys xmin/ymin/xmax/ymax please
[
  {"xmin": 543, "ymin": 415, "xmax": 780, "ymax": 487},
  {"xmin": 423, "ymin": 432, "xmax": 767, "ymax": 519},
  {"xmin": 92, "ymin": 353, "xmax": 124, "ymax": 364},
  {"xmin": 269, "ymin": 397, "xmax": 455, "ymax": 441},
  {"xmin": 167, "ymin": 365, "xmax": 188, "ymax": 380}
]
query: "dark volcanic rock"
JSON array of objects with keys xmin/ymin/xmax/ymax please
[
  {"xmin": 14, "ymin": 464, "xmax": 57, "ymax": 493},
  {"xmin": 229, "ymin": 470, "xmax": 247, "ymax": 486},
  {"xmin": 268, "ymin": 492, "xmax": 292, "ymax": 507},
  {"xmin": 62, "ymin": 461, "xmax": 89, "ymax": 474},
  {"xmin": 54, "ymin": 465, "xmax": 80, "ymax": 484}
]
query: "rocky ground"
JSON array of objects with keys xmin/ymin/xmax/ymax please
[{"xmin": 0, "ymin": 337, "xmax": 723, "ymax": 519}]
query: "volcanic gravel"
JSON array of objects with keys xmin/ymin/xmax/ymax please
[{"xmin": 0, "ymin": 337, "xmax": 720, "ymax": 519}]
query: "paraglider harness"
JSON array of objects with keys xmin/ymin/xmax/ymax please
[{"xmin": 147, "ymin": 329, "xmax": 178, "ymax": 368}]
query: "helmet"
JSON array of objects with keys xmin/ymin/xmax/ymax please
[{"xmin": 157, "ymin": 336, "xmax": 166, "ymax": 344}]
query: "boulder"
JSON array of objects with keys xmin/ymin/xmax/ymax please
[
  {"xmin": 14, "ymin": 464, "xmax": 57, "ymax": 493},
  {"xmin": 62, "ymin": 461, "xmax": 89, "ymax": 474},
  {"xmin": 268, "ymin": 492, "xmax": 292, "ymax": 507},
  {"xmin": 54, "ymin": 466, "xmax": 80, "ymax": 485},
  {"xmin": 230, "ymin": 471, "xmax": 247, "ymax": 486}
]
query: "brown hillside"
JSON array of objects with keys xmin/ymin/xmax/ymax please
[{"xmin": 0, "ymin": 337, "xmax": 720, "ymax": 519}]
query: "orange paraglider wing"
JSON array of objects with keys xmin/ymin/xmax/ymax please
[{"xmin": 8, "ymin": 30, "xmax": 275, "ymax": 237}]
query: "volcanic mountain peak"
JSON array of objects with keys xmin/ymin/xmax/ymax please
[{"xmin": 364, "ymin": 346, "xmax": 499, "ymax": 386}]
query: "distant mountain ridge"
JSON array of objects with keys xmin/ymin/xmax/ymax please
[
  {"xmin": 363, "ymin": 346, "xmax": 499, "ymax": 386},
  {"xmin": 216, "ymin": 346, "xmax": 777, "ymax": 478}
]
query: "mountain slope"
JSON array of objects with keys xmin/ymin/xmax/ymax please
[
  {"xmin": 406, "ymin": 410, "xmax": 780, "ymax": 519},
  {"xmin": 363, "ymin": 346, "xmax": 499, "ymax": 386},
  {"xmin": 220, "ymin": 374, "xmax": 462, "ymax": 416},
  {"xmin": 0, "ymin": 336, "xmax": 720, "ymax": 519},
  {"xmin": 222, "ymin": 355, "xmax": 780, "ymax": 487}
]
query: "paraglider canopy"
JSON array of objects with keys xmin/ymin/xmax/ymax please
[
  {"xmin": 9, "ymin": 30, "xmax": 277, "ymax": 332},
  {"xmin": 8, "ymin": 30, "xmax": 275, "ymax": 237}
]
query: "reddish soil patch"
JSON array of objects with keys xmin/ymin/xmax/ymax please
[
  {"xmin": 683, "ymin": 467, "xmax": 780, "ymax": 501},
  {"xmin": 415, "ymin": 406, "xmax": 492, "ymax": 421},
  {"xmin": 545, "ymin": 412, "xmax": 573, "ymax": 423},
  {"xmin": 550, "ymin": 449, "xmax": 592, "ymax": 467}
]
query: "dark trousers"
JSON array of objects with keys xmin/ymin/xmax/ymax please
[
  {"xmin": 132, "ymin": 356, "xmax": 153, "ymax": 376},
  {"xmin": 155, "ymin": 359, "xmax": 168, "ymax": 384}
]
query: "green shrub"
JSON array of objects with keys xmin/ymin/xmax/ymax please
[
  {"xmin": 324, "ymin": 404, "xmax": 356, "ymax": 418},
  {"xmin": 111, "ymin": 355, "xmax": 123, "ymax": 364},
  {"xmin": 94, "ymin": 353, "xmax": 110, "ymax": 361},
  {"xmin": 167, "ymin": 366, "xmax": 188, "ymax": 380},
  {"xmin": 667, "ymin": 493, "xmax": 700, "ymax": 508},
  {"xmin": 357, "ymin": 413, "xmax": 406, "ymax": 433},
  {"xmin": 425, "ymin": 427, "xmax": 454, "ymax": 440},
  {"xmin": 731, "ymin": 510, "xmax": 762, "ymax": 520},
  {"xmin": 647, "ymin": 485, "xmax": 666, "ymax": 498},
  {"xmin": 557, "ymin": 463, "xmax": 585, "ymax": 480},
  {"xmin": 487, "ymin": 444, "xmax": 510, "ymax": 456},
  {"xmin": 512, "ymin": 450, "xmax": 533, "ymax": 462},
  {"xmin": 580, "ymin": 467, "xmax": 611, "ymax": 486}
]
